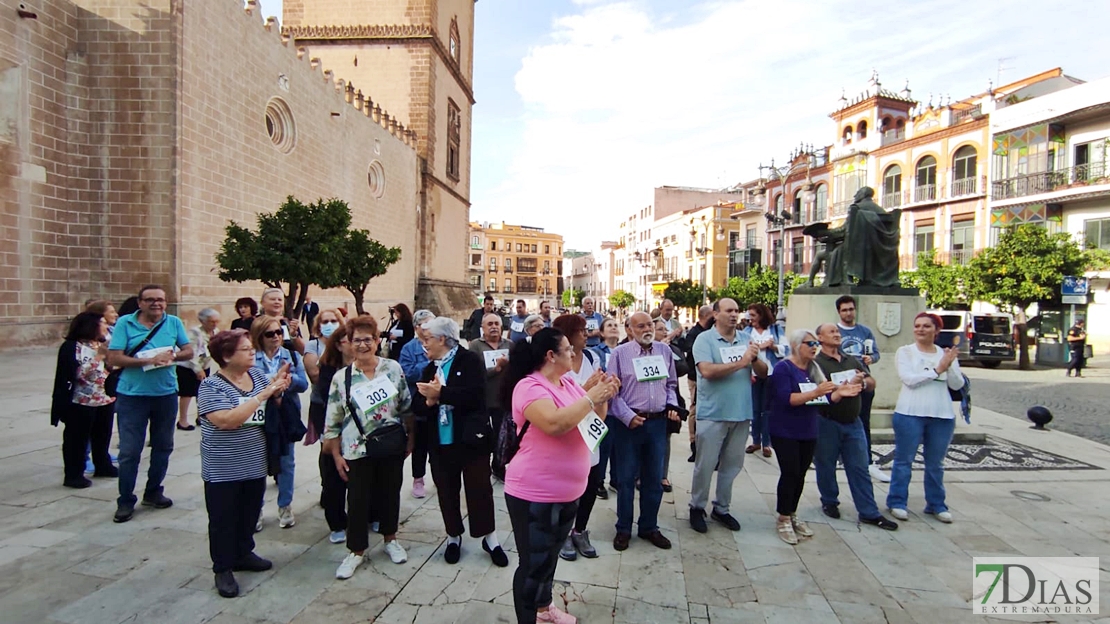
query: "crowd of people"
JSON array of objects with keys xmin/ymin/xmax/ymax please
[{"xmin": 50, "ymin": 288, "xmax": 968, "ymax": 622}]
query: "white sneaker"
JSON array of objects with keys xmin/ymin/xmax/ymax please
[
  {"xmin": 335, "ymin": 552, "xmax": 364, "ymax": 579},
  {"xmin": 384, "ymin": 540, "xmax": 407, "ymax": 564},
  {"xmin": 279, "ymin": 505, "xmax": 296, "ymax": 528},
  {"xmin": 255, "ymin": 511, "xmax": 263, "ymax": 533},
  {"xmin": 934, "ymin": 511, "xmax": 953, "ymax": 523},
  {"xmin": 890, "ymin": 508, "xmax": 909, "ymax": 521},
  {"xmin": 329, "ymin": 530, "xmax": 346, "ymax": 544},
  {"xmin": 869, "ymin": 464, "xmax": 891, "ymax": 483}
]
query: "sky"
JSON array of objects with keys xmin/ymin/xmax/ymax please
[{"xmin": 257, "ymin": 0, "xmax": 1107, "ymax": 250}]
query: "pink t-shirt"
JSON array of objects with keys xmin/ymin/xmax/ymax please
[{"xmin": 504, "ymin": 372, "xmax": 591, "ymax": 503}]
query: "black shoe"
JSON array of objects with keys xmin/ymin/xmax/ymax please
[
  {"xmin": 444, "ymin": 541, "xmax": 461, "ymax": 564},
  {"xmin": 661, "ymin": 481, "xmax": 673, "ymax": 493},
  {"xmin": 637, "ymin": 529, "xmax": 672, "ymax": 549},
  {"xmin": 141, "ymin": 492, "xmax": 173, "ymax": 509},
  {"xmin": 689, "ymin": 508, "xmax": 708, "ymax": 534},
  {"xmin": 860, "ymin": 516, "xmax": 899, "ymax": 531},
  {"xmin": 687, "ymin": 442, "xmax": 696, "ymax": 463},
  {"xmin": 93, "ymin": 465, "xmax": 119, "ymax": 478},
  {"xmin": 233, "ymin": 552, "xmax": 273, "ymax": 572},
  {"xmin": 215, "ymin": 570, "xmax": 239, "ymax": 598},
  {"xmin": 711, "ymin": 509, "xmax": 741, "ymax": 531},
  {"xmin": 596, "ymin": 485, "xmax": 608, "ymax": 500},
  {"xmin": 483, "ymin": 540, "xmax": 509, "ymax": 567},
  {"xmin": 822, "ymin": 504, "xmax": 841, "ymax": 519},
  {"xmin": 63, "ymin": 477, "xmax": 92, "ymax": 489},
  {"xmin": 113, "ymin": 505, "xmax": 134, "ymax": 523}
]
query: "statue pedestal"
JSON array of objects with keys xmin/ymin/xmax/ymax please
[{"xmin": 785, "ymin": 290, "xmax": 925, "ymax": 410}]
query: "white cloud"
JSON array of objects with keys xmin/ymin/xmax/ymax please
[{"xmin": 470, "ymin": 0, "xmax": 1107, "ymax": 249}]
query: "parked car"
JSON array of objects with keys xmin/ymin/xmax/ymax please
[{"xmin": 927, "ymin": 310, "xmax": 1016, "ymax": 368}]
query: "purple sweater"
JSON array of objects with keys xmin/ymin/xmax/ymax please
[{"xmin": 767, "ymin": 359, "xmax": 821, "ymax": 440}]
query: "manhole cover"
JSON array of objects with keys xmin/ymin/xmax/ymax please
[{"xmin": 1011, "ymin": 490, "xmax": 1051, "ymax": 502}]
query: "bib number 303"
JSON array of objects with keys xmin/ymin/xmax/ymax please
[
  {"xmin": 577, "ymin": 411, "xmax": 608, "ymax": 453},
  {"xmin": 351, "ymin": 376, "xmax": 399, "ymax": 415}
]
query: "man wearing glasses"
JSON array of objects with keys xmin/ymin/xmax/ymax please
[
  {"xmin": 834, "ymin": 295, "xmax": 887, "ymax": 482},
  {"xmin": 107, "ymin": 285, "xmax": 193, "ymax": 523}
]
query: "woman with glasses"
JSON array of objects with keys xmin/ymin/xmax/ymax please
[
  {"xmin": 250, "ymin": 317, "xmax": 309, "ymax": 531},
  {"xmin": 176, "ymin": 308, "xmax": 221, "ymax": 431},
  {"xmin": 524, "ymin": 314, "xmax": 546, "ymax": 338},
  {"xmin": 326, "ymin": 315, "xmax": 412, "ymax": 579},
  {"xmin": 197, "ymin": 329, "xmax": 291, "ymax": 598},
  {"xmin": 312, "ymin": 325, "xmax": 353, "ymax": 544},
  {"xmin": 767, "ymin": 330, "xmax": 839, "ymax": 545}
]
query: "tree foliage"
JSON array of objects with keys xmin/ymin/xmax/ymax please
[
  {"xmin": 713, "ymin": 264, "xmax": 806, "ymax": 310},
  {"xmin": 326, "ymin": 229, "xmax": 402, "ymax": 315},
  {"xmin": 608, "ymin": 290, "xmax": 636, "ymax": 313},
  {"xmin": 899, "ymin": 251, "xmax": 972, "ymax": 309},
  {"xmin": 968, "ymin": 225, "xmax": 1088, "ymax": 369},
  {"xmin": 561, "ymin": 287, "xmax": 584, "ymax": 308},
  {"xmin": 662, "ymin": 279, "xmax": 705, "ymax": 313}
]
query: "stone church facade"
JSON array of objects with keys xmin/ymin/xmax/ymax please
[{"xmin": 1, "ymin": 0, "xmax": 472, "ymax": 347}]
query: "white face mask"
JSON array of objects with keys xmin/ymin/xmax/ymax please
[{"xmin": 320, "ymin": 321, "xmax": 339, "ymax": 337}]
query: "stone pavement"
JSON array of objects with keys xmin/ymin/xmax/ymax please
[{"xmin": 1, "ymin": 347, "xmax": 1108, "ymax": 624}]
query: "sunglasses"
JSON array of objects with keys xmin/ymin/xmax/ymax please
[
  {"xmin": 263, "ymin": 329, "xmax": 283, "ymax": 338},
  {"xmin": 804, "ymin": 340, "xmax": 820, "ymax": 348}
]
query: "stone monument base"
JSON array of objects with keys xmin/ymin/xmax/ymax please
[
  {"xmin": 416, "ymin": 277, "xmax": 479, "ymax": 322},
  {"xmin": 785, "ymin": 290, "xmax": 925, "ymax": 410}
]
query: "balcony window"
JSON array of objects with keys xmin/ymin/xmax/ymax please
[
  {"xmin": 914, "ymin": 223, "xmax": 935, "ymax": 264},
  {"xmin": 504, "ymin": 258, "xmax": 512, "ymax": 273},
  {"xmin": 1085, "ymin": 217, "xmax": 1110, "ymax": 250},
  {"xmin": 471, "ymin": 253, "xmax": 482, "ymax": 267},
  {"xmin": 814, "ymin": 184, "xmax": 828, "ymax": 222},
  {"xmin": 792, "ymin": 190, "xmax": 804, "ymax": 223},
  {"xmin": 489, "ymin": 241, "xmax": 496, "ymax": 251},
  {"xmin": 857, "ymin": 120, "xmax": 868, "ymax": 140},
  {"xmin": 791, "ymin": 238, "xmax": 804, "ymax": 274},
  {"xmin": 545, "ymin": 244, "xmax": 550, "ymax": 254},
  {"xmin": 952, "ymin": 146, "xmax": 978, "ymax": 196},
  {"xmin": 950, "ymin": 219, "xmax": 974, "ymax": 265},
  {"xmin": 883, "ymin": 165, "xmax": 902, "ymax": 208},
  {"xmin": 504, "ymin": 278, "xmax": 512, "ymax": 292},
  {"xmin": 915, "ymin": 156, "xmax": 937, "ymax": 202},
  {"xmin": 518, "ymin": 258, "xmax": 537, "ymax": 274},
  {"xmin": 842, "ymin": 125, "xmax": 853, "ymax": 145},
  {"xmin": 745, "ymin": 224, "xmax": 757, "ymax": 248}
]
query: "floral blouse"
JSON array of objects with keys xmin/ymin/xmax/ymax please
[
  {"xmin": 73, "ymin": 342, "xmax": 114, "ymax": 407},
  {"xmin": 324, "ymin": 358, "xmax": 411, "ymax": 460}
]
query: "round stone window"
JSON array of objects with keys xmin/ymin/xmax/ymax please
[
  {"xmin": 264, "ymin": 97, "xmax": 296, "ymax": 154},
  {"xmin": 367, "ymin": 160, "xmax": 385, "ymax": 198}
]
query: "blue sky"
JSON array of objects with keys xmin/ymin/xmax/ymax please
[{"xmin": 257, "ymin": 0, "xmax": 1108, "ymax": 249}]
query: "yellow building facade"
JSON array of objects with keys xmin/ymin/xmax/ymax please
[{"xmin": 470, "ymin": 222, "xmax": 564, "ymax": 306}]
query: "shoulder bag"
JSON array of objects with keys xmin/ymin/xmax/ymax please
[
  {"xmin": 344, "ymin": 365, "xmax": 407, "ymax": 459},
  {"xmin": 105, "ymin": 317, "xmax": 168, "ymax": 397}
]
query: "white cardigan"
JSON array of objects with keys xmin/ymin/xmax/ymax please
[{"xmin": 893, "ymin": 344, "xmax": 963, "ymax": 419}]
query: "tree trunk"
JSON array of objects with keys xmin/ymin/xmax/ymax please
[
  {"xmin": 348, "ymin": 284, "xmax": 367, "ymax": 315},
  {"xmin": 292, "ymin": 282, "xmax": 309, "ymax": 319},
  {"xmin": 1016, "ymin": 322, "xmax": 1032, "ymax": 370}
]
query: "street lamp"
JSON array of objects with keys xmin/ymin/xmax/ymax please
[
  {"xmin": 633, "ymin": 250, "xmax": 654, "ymax": 311},
  {"xmin": 541, "ymin": 267, "xmax": 551, "ymax": 300},
  {"xmin": 748, "ymin": 152, "xmax": 817, "ymax": 322},
  {"xmin": 689, "ymin": 215, "xmax": 726, "ymax": 304}
]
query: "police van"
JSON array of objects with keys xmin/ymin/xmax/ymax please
[{"xmin": 927, "ymin": 310, "xmax": 1016, "ymax": 368}]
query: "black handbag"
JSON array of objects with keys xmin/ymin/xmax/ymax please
[
  {"xmin": 105, "ymin": 317, "xmax": 167, "ymax": 397},
  {"xmin": 462, "ymin": 412, "xmax": 494, "ymax": 451},
  {"xmin": 344, "ymin": 365, "xmax": 407, "ymax": 459}
]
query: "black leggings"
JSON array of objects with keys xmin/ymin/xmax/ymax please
[
  {"xmin": 318, "ymin": 449, "xmax": 348, "ymax": 532},
  {"xmin": 771, "ymin": 436, "xmax": 816, "ymax": 516},
  {"xmin": 61, "ymin": 403, "xmax": 114, "ymax": 481},
  {"xmin": 574, "ymin": 461, "xmax": 605, "ymax": 533},
  {"xmin": 411, "ymin": 419, "xmax": 429, "ymax": 480},
  {"xmin": 505, "ymin": 493, "xmax": 578, "ymax": 624}
]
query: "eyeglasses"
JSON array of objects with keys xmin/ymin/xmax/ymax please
[
  {"xmin": 351, "ymin": 337, "xmax": 375, "ymax": 345},
  {"xmin": 804, "ymin": 340, "xmax": 820, "ymax": 348},
  {"xmin": 262, "ymin": 329, "xmax": 283, "ymax": 338},
  {"xmin": 141, "ymin": 298, "xmax": 166, "ymax": 304}
]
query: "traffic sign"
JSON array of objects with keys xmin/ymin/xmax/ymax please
[
  {"xmin": 1062, "ymin": 276, "xmax": 1089, "ymax": 296},
  {"xmin": 1062, "ymin": 295, "xmax": 1086, "ymax": 305}
]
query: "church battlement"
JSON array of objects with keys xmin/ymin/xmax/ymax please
[{"xmin": 242, "ymin": 0, "xmax": 416, "ymax": 148}]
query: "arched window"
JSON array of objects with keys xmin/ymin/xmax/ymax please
[
  {"xmin": 883, "ymin": 165, "xmax": 902, "ymax": 207},
  {"xmin": 792, "ymin": 189, "xmax": 804, "ymax": 223},
  {"xmin": 842, "ymin": 126, "xmax": 853, "ymax": 144},
  {"xmin": 857, "ymin": 120, "xmax": 868, "ymax": 140},
  {"xmin": 896, "ymin": 118, "xmax": 905, "ymax": 129},
  {"xmin": 774, "ymin": 193, "xmax": 783, "ymax": 214},
  {"xmin": 915, "ymin": 156, "xmax": 937, "ymax": 202},
  {"xmin": 881, "ymin": 116, "xmax": 892, "ymax": 132},
  {"xmin": 952, "ymin": 146, "xmax": 978, "ymax": 195},
  {"xmin": 814, "ymin": 184, "xmax": 828, "ymax": 221}
]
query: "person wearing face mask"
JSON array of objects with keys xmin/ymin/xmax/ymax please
[
  {"xmin": 398, "ymin": 309, "xmax": 437, "ymax": 498},
  {"xmin": 303, "ymin": 309, "xmax": 345, "ymax": 406}
]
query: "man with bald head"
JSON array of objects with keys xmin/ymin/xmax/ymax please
[
  {"xmin": 468, "ymin": 313, "xmax": 513, "ymax": 481},
  {"xmin": 606, "ymin": 311, "xmax": 680, "ymax": 551},
  {"xmin": 688, "ymin": 298, "xmax": 767, "ymax": 534},
  {"xmin": 812, "ymin": 324, "xmax": 897, "ymax": 530}
]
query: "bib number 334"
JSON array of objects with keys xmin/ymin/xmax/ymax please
[{"xmin": 633, "ymin": 355, "xmax": 667, "ymax": 382}]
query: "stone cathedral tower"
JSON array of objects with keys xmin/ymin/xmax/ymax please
[{"xmin": 283, "ymin": 0, "xmax": 477, "ymax": 315}]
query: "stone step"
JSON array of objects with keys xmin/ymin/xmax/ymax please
[{"xmin": 869, "ymin": 409, "xmax": 985, "ymax": 443}]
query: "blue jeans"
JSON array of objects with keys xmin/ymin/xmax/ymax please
[
  {"xmin": 611, "ymin": 416, "xmax": 666, "ymax": 534},
  {"xmin": 813, "ymin": 418, "xmax": 881, "ymax": 520},
  {"xmin": 116, "ymin": 393, "xmax": 177, "ymax": 508},
  {"xmin": 886, "ymin": 413, "xmax": 955, "ymax": 514},
  {"xmin": 277, "ymin": 442, "xmax": 295, "ymax": 508},
  {"xmin": 749, "ymin": 378, "xmax": 770, "ymax": 447}
]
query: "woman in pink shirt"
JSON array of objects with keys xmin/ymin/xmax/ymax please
[{"xmin": 501, "ymin": 328, "xmax": 619, "ymax": 624}]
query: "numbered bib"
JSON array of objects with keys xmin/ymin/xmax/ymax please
[
  {"xmin": 577, "ymin": 411, "xmax": 608, "ymax": 453},
  {"xmin": 138, "ymin": 346, "xmax": 174, "ymax": 371},
  {"xmin": 239, "ymin": 396, "xmax": 266, "ymax": 426},
  {"xmin": 585, "ymin": 318, "xmax": 599, "ymax": 332},
  {"xmin": 510, "ymin": 321, "xmax": 524, "ymax": 333},
  {"xmin": 633, "ymin": 355, "xmax": 667, "ymax": 382},
  {"xmin": 719, "ymin": 345, "xmax": 747, "ymax": 364},
  {"xmin": 78, "ymin": 344, "xmax": 98, "ymax": 365},
  {"xmin": 483, "ymin": 349, "xmax": 509, "ymax": 370},
  {"xmin": 350, "ymin": 375, "xmax": 399, "ymax": 415},
  {"xmin": 799, "ymin": 382, "xmax": 829, "ymax": 405}
]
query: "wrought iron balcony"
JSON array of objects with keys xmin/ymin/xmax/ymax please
[
  {"xmin": 881, "ymin": 128, "xmax": 905, "ymax": 146},
  {"xmin": 950, "ymin": 177, "xmax": 977, "ymax": 197},
  {"xmin": 914, "ymin": 184, "xmax": 936, "ymax": 203},
  {"xmin": 951, "ymin": 104, "xmax": 982, "ymax": 124},
  {"xmin": 992, "ymin": 163, "xmax": 1110, "ymax": 200},
  {"xmin": 882, "ymin": 191, "xmax": 902, "ymax": 208}
]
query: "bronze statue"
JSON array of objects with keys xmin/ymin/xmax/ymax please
[{"xmin": 803, "ymin": 186, "xmax": 901, "ymax": 288}]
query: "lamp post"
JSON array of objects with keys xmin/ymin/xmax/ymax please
[
  {"xmin": 689, "ymin": 215, "xmax": 726, "ymax": 304},
  {"xmin": 633, "ymin": 250, "xmax": 653, "ymax": 311},
  {"xmin": 747, "ymin": 153, "xmax": 817, "ymax": 321},
  {"xmin": 541, "ymin": 267, "xmax": 551, "ymax": 301}
]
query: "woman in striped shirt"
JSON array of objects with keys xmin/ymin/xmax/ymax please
[{"xmin": 197, "ymin": 329, "xmax": 291, "ymax": 599}]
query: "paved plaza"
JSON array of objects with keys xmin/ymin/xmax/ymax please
[{"xmin": 1, "ymin": 348, "xmax": 1108, "ymax": 624}]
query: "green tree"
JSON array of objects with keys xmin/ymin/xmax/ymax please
[
  {"xmin": 662, "ymin": 279, "xmax": 704, "ymax": 315},
  {"xmin": 899, "ymin": 250, "xmax": 973, "ymax": 309},
  {"xmin": 561, "ymin": 287, "xmax": 584, "ymax": 309},
  {"xmin": 608, "ymin": 290, "xmax": 636, "ymax": 314},
  {"xmin": 713, "ymin": 264, "xmax": 806, "ymax": 311},
  {"xmin": 327, "ymin": 229, "xmax": 402, "ymax": 315},
  {"xmin": 968, "ymin": 224, "xmax": 1087, "ymax": 369},
  {"xmin": 216, "ymin": 196, "xmax": 352, "ymax": 317}
]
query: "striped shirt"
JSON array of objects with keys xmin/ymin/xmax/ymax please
[
  {"xmin": 606, "ymin": 340, "xmax": 679, "ymax": 426},
  {"xmin": 197, "ymin": 369, "xmax": 269, "ymax": 483}
]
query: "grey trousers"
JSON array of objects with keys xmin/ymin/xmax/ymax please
[{"xmin": 690, "ymin": 420, "xmax": 750, "ymax": 515}]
